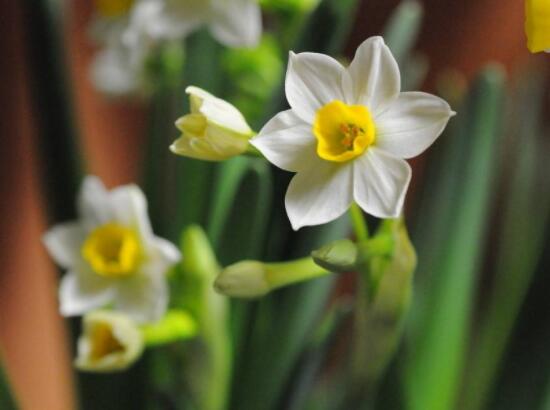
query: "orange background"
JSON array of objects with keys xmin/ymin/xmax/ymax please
[{"xmin": 0, "ymin": 0, "xmax": 536, "ymax": 408}]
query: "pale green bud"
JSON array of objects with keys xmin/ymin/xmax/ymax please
[
  {"xmin": 311, "ymin": 239, "xmax": 358, "ymax": 273},
  {"xmin": 170, "ymin": 86, "xmax": 254, "ymax": 161},
  {"xmin": 215, "ymin": 258, "xmax": 329, "ymax": 299},
  {"xmin": 214, "ymin": 261, "xmax": 271, "ymax": 298},
  {"xmin": 75, "ymin": 310, "xmax": 144, "ymax": 373}
]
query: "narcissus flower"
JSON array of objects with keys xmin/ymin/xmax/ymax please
[
  {"xmin": 88, "ymin": 0, "xmax": 152, "ymax": 96},
  {"xmin": 251, "ymin": 36, "xmax": 454, "ymax": 230},
  {"xmin": 131, "ymin": 0, "xmax": 262, "ymax": 48},
  {"xmin": 75, "ymin": 310, "xmax": 144, "ymax": 372},
  {"xmin": 170, "ymin": 86, "xmax": 254, "ymax": 161},
  {"xmin": 43, "ymin": 176, "xmax": 180, "ymax": 323},
  {"xmin": 525, "ymin": 0, "xmax": 550, "ymax": 52}
]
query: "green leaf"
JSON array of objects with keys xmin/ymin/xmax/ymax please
[
  {"xmin": 403, "ymin": 65, "xmax": 506, "ymax": 410},
  {"xmin": 383, "ymin": 0, "xmax": 424, "ymax": 66},
  {"xmin": 0, "ymin": 360, "xmax": 17, "ymax": 410},
  {"xmin": 460, "ymin": 68, "xmax": 550, "ymax": 410},
  {"xmin": 213, "ymin": 158, "xmax": 273, "ymax": 265},
  {"xmin": 221, "ymin": 35, "xmax": 284, "ymax": 125},
  {"xmin": 142, "ymin": 310, "xmax": 198, "ymax": 347}
]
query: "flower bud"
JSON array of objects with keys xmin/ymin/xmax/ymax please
[
  {"xmin": 170, "ymin": 86, "xmax": 254, "ymax": 161},
  {"xmin": 215, "ymin": 258, "xmax": 330, "ymax": 299},
  {"xmin": 311, "ymin": 239, "xmax": 358, "ymax": 273},
  {"xmin": 75, "ymin": 310, "xmax": 144, "ymax": 373},
  {"xmin": 214, "ymin": 261, "xmax": 271, "ymax": 298}
]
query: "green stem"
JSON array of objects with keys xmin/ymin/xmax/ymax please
[
  {"xmin": 349, "ymin": 203, "xmax": 369, "ymax": 242},
  {"xmin": 265, "ymin": 258, "xmax": 330, "ymax": 290}
]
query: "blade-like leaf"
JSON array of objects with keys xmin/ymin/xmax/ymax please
[
  {"xmin": 404, "ymin": 66, "xmax": 506, "ymax": 410},
  {"xmin": 460, "ymin": 68, "xmax": 550, "ymax": 410}
]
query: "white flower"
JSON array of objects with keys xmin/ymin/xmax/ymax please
[
  {"xmin": 170, "ymin": 86, "xmax": 254, "ymax": 161},
  {"xmin": 75, "ymin": 310, "xmax": 144, "ymax": 372},
  {"xmin": 43, "ymin": 176, "xmax": 181, "ymax": 323},
  {"xmin": 251, "ymin": 36, "xmax": 455, "ymax": 230},
  {"xmin": 130, "ymin": 0, "xmax": 262, "ymax": 48},
  {"xmin": 90, "ymin": 43, "xmax": 143, "ymax": 97},
  {"xmin": 88, "ymin": 0, "xmax": 154, "ymax": 97}
]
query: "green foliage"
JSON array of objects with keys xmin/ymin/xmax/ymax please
[
  {"xmin": 460, "ymin": 68, "xmax": 550, "ymax": 410},
  {"xmin": 207, "ymin": 157, "xmax": 273, "ymax": 264},
  {"xmin": 383, "ymin": 0, "xmax": 423, "ymax": 66},
  {"xmin": 222, "ymin": 36, "xmax": 284, "ymax": 124},
  {"xmin": 404, "ymin": 66, "xmax": 506, "ymax": 410},
  {"xmin": 0, "ymin": 361, "xmax": 17, "ymax": 410}
]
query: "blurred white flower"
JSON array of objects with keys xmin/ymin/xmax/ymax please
[
  {"xmin": 130, "ymin": 0, "xmax": 262, "ymax": 48},
  {"xmin": 88, "ymin": 0, "xmax": 155, "ymax": 96},
  {"xmin": 75, "ymin": 310, "xmax": 144, "ymax": 372},
  {"xmin": 43, "ymin": 176, "xmax": 181, "ymax": 323},
  {"xmin": 170, "ymin": 86, "xmax": 254, "ymax": 161},
  {"xmin": 88, "ymin": 0, "xmax": 136, "ymax": 46},
  {"xmin": 90, "ymin": 43, "xmax": 143, "ymax": 97},
  {"xmin": 251, "ymin": 36, "xmax": 455, "ymax": 230}
]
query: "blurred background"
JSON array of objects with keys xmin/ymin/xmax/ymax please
[{"xmin": 0, "ymin": 0, "xmax": 545, "ymax": 409}]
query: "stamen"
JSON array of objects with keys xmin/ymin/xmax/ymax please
[{"xmin": 340, "ymin": 123, "xmax": 365, "ymax": 150}]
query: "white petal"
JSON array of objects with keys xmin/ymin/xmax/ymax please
[
  {"xmin": 115, "ymin": 275, "xmax": 168, "ymax": 323},
  {"xmin": 209, "ymin": 0, "xmax": 262, "ymax": 48},
  {"xmin": 285, "ymin": 160, "xmax": 353, "ymax": 230},
  {"xmin": 136, "ymin": 0, "xmax": 203, "ymax": 40},
  {"xmin": 353, "ymin": 148, "xmax": 411, "ymax": 218},
  {"xmin": 251, "ymin": 110, "xmax": 316, "ymax": 172},
  {"xmin": 186, "ymin": 86, "xmax": 252, "ymax": 134},
  {"xmin": 152, "ymin": 237, "xmax": 181, "ymax": 265},
  {"xmin": 109, "ymin": 184, "xmax": 154, "ymax": 246},
  {"xmin": 374, "ymin": 92, "xmax": 455, "ymax": 159},
  {"xmin": 90, "ymin": 46, "xmax": 140, "ymax": 97},
  {"xmin": 59, "ymin": 271, "xmax": 114, "ymax": 317},
  {"xmin": 170, "ymin": 133, "xmax": 245, "ymax": 161},
  {"xmin": 78, "ymin": 176, "xmax": 113, "ymax": 228},
  {"xmin": 285, "ymin": 51, "xmax": 347, "ymax": 123},
  {"xmin": 343, "ymin": 36, "xmax": 400, "ymax": 114},
  {"xmin": 43, "ymin": 222, "xmax": 86, "ymax": 268}
]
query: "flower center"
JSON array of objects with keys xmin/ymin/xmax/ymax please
[
  {"xmin": 94, "ymin": 0, "xmax": 134, "ymax": 18},
  {"xmin": 82, "ymin": 223, "xmax": 141, "ymax": 278},
  {"xmin": 89, "ymin": 322, "xmax": 125, "ymax": 362},
  {"xmin": 313, "ymin": 100, "xmax": 376, "ymax": 162}
]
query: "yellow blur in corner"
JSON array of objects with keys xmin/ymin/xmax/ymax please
[{"xmin": 526, "ymin": 0, "xmax": 550, "ymax": 52}]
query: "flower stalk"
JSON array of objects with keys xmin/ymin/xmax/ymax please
[
  {"xmin": 179, "ymin": 226, "xmax": 231, "ymax": 410},
  {"xmin": 349, "ymin": 202, "xmax": 369, "ymax": 242},
  {"xmin": 215, "ymin": 257, "xmax": 330, "ymax": 298}
]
